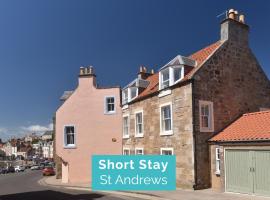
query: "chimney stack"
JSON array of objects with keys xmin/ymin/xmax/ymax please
[
  {"xmin": 220, "ymin": 9, "xmax": 249, "ymax": 46},
  {"xmin": 138, "ymin": 66, "xmax": 151, "ymax": 80},
  {"xmin": 78, "ymin": 65, "xmax": 96, "ymax": 87},
  {"xmin": 79, "ymin": 66, "xmax": 95, "ymax": 77}
]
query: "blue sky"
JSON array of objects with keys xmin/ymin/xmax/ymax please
[{"xmin": 0, "ymin": 0, "xmax": 269, "ymax": 141}]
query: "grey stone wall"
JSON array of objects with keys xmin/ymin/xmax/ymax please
[{"xmin": 193, "ymin": 39, "xmax": 270, "ymax": 189}]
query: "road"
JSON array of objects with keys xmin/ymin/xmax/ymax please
[{"xmin": 0, "ymin": 170, "xmax": 143, "ymax": 200}]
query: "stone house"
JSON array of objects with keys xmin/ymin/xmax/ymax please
[
  {"xmin": 209, "ymin": 110, "xmax": 270, "ymax": 196},
  {"xmin": 55, "ymin": 66, "xmax": 122, "ymax": 184},
  {"xmin": 122, "ymin": 9, "xmax": 270, "ymax": 189}
]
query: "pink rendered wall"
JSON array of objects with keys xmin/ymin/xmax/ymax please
[{"xmin": 55, "ymin": 75, "xmax": 122, "ymax": 183}]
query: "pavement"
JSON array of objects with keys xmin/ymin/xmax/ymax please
[
  {"xmin": 0, "ymin": 169, "xmax": 143, "ymax": 200},
  {"xmin": 40, "ymin": 175, "xmax": 270, "ymax": 200}
]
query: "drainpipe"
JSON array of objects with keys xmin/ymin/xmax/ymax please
[{"xmin": 191, "ymin": 78, "xmax": 198, "ymax": 189}]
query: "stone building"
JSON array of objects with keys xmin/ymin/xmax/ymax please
[{"xmin": 122, "ymin": 9, "xmax": 270, "ymax": 189}]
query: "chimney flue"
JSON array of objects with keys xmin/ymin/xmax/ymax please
[{"xmin": 151, "ymin": 69, "xmax": 154, "ymax": 74}]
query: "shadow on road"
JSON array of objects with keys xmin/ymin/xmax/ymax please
[{"xmin": 0, "ymin": 190, "xmax": 104, "ymax": 200}]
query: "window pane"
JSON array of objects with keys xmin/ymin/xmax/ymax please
[
  {"xmin": 174, "ymin": 67, "xmax": 181, "ymax": 81},
  {"xmin": 164, "ymin": 119, "xmax": 171, "ymax": 131},
  {"xmin": 106, "ymin": 97, "xmax": 115, "ymax": 112},
  {"xmin": 65, "ymin": 126, "xmax": 75, "ymax": 145},
  {"xmin": 162, "ymin": 150, "xmax": 173, "ymax": 155},
  {"xmin": 136, "ymin": 149, "xmax": 143, "ymax": 155},
  {"xmin": 130, "ymin": 87, "xmax": 137, "ymax": 99},
  {"xmin": 161, "ymin": 105, "xmax": 172, "ymax": 132},
  {"xmin": 161, "ymin": 69, "xmax": 170, "ymax": 89},
  {"xmin": 123, "ymin": 117, "xmax": 129, "ymax": 136}
]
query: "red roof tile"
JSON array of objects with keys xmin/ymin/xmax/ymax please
[
  {"xmin": 210, "ymin": 110, "xmax": 270, "ymax": 142},
  {"xmin": 135, "ymin": 41, "xmax": 223, "ymax": 99},
  {"xmin": 185, "ymin": 40, "xmax": 224, "ymax": 79}
]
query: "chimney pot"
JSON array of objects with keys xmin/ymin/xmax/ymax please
[
  {"xmin": 143, "ymin": 67, "xmax": 147, "ymax": 73},
  {"xmin": 151, "ymin": 69, "xmax": 154, "ymax": 74},
  {"xmin": 228, "ymin": 9, "xmax": 235, "ymax": 20},
  {"xmin": 80, "ymin": 67, "xmax": 84, "ymax": 75},
  {"xmin": 88, "ymin": 66, "xmax": 94, "ymax": 75},
  {"xmin": 139, "ymin": 66, "xmax": 143, "ymax": 73},
  {"xmin": 239, "ymin": 15, "xmax": 245, "ymax": 23},
  {"xmin": 234, "ymin": 10, "xmax": 239, "ymax": 21}
]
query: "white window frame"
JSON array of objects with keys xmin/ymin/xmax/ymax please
[
  {"xmin": 122, "ymin": 89, "xmax": 128, "ymax": 105},
  {"xmin": 160, "ymin": 148, "xmax": 174, "ymax": 155},
  {"xmin": 215, "ymin": 147, "xmax": 221, "ymax": 175},
  {"xmin": 135, "ymin": 110, "xmax": 144, "ymax": 137},
  {"xmin": 123, "ymin": 148, "xmax": 130, "ymax": 155},
  {"xmin": 104, "ymin": 96, "xmax": 116, "ymax": 114},
  {"xmin": 135, "ymin": 147, "xmax": 144, "ymax": 155},
  {"xmin": 159, "ymin": 68, "xmax": 170, "ymax": 90},
  {"xmin": 160, "ymin": 102, "xmax": 173, "ymax": 136},
  {"xmin": 159, "ymin": 66, "xmax": 184, "ymax": 90},
  {"xmin": 172, "ymin": 66, "xmax": 184, "ymax": 84},
  {"xmin": 199, "ymin": 100, "xmax": 214, "ymax": 132},
  {"xmin": 63, "ymin": 125, "xmax": 76, "ymax": 148},
  {"xmin": 122, "ymin": 115, "xmax": 130, "ymax": 139},
  {"xmin": 129, "ymin": 87, "xmax": 138, "ymax": 101}
]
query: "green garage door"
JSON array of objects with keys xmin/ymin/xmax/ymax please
[{"xmin": 225, "ymin": 150, "xmax": 270, "ymax": 196}]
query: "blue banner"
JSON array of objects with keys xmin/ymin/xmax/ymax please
[{"xmin": 92, "ymin": 155, "xmax": 176, "ymax": 190}]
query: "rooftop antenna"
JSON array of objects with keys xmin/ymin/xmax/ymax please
[{"xmin": 217, "ymin": 10, "xmax": 228, "ymax": 19}]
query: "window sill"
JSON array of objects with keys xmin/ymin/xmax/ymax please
[
  {"xmin": 104, "ymin": 111, "xmax": 116, "ymax": 115},
  {"xmin": 63, "ymin": 145, "xmax": 76, "ymax": 149},
  {"xmin": 123, "ymin": 135, "xmax": 130, "ymax": 139},
  {"xmin": 160, "ymin": 131, "xmax": 173, "ymax": 136},
  {"xmin": 200, "ymin": 128, "xmax": 214, "ymax": 132},
  {"xmin": 135, "ymin": 134, "xmax": 144, "ymax": 138},
  {"xmin": 158, "ymin": 89, "xmax": 172, "ymax": 98}
]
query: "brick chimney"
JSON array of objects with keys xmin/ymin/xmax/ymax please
[
  {"xmin": 220, "ymin": 9, "xmax": 249, "ymax": 46},
  {"xmin": 138, "ymin": 66, "xmax": 152, "ymax": 80},
  {"xmin": 78, "ymin": 66, "xmax": 96, "ymax": 87}
]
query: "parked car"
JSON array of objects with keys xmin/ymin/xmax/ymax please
[
  {"xmin": 14, "ymin": 165, "xmax": 25, "ymax": 172},
  {"xmin": 30, "ymin": 165, "xmax": 40, "ymax": 170},
  {"xmin": 0, "ymin": 167, "xmax": 7, "ymax": 174},
  {"xmin": 42, "ymin": 167, "xmax": 55, "ymax": 176},
  {"xmin": 7, "ymin": 166, "xmax": 15, "ymax": 173}
]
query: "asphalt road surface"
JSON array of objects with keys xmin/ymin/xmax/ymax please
[{"xmin": 0, "ymin": 170, "xmax": 143, "ymax": 200}]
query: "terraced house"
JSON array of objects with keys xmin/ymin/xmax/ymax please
[{"xmin": 121, "ymin": 9, "xmax": 270, "ymax": 189}]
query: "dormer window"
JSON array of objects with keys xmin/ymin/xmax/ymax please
[
  {"xmin": 122, "ymin": 87, "xmax": 138, "ymax": 104},
  {"xmin": 159, "ymin": 55, "xmax": 195, "ymax": 90},
  {"xmin": 159, "ymin": 66, "xmax": 184, "ymax": 90}
]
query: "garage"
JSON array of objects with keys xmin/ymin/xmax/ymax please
[
  {"xmin": 209, "ymin": 110, "xmax": 270, "ymax": 196},
  {"xmin": 225, "ymin": 149, "xmax": 270, "ymax": 196}
]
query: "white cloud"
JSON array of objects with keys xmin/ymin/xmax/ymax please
[
  {"xmin": 21, "ymin": 123, "xmax": 53, "ymax": 133},
  {"xmin": 0, "ymin": 127, "xmax": 7, "ymax": 133}
]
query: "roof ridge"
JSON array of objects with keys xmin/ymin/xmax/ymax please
[{"xmin": 243, "ymin": 110, "xmax": 270, "ymax": 116}]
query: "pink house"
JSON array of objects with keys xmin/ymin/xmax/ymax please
[{"xmin": 55, "ymin": 66, "xmax": 122, "ymax": 184}]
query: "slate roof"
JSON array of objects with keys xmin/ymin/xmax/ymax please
[{"xmin": 210, "ymin": 110, "xmax": 270, "ymax": 142}]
